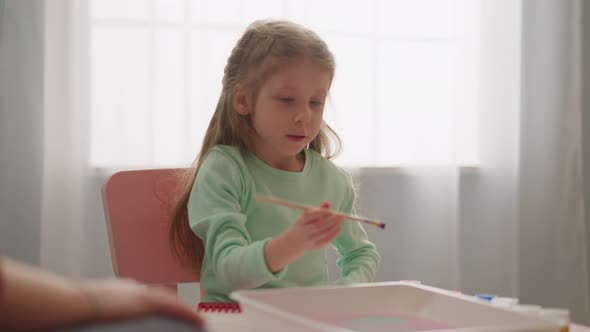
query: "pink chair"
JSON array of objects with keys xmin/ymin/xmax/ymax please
[{"xmin": 101, "ymin": 168, "xmax": 199, "ymax": 294}]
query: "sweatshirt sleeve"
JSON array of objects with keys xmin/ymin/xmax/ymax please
[
  {"xmin": 332, "ymin": 171, "xmax": 380, "ymax": 285},
  {"xmin": 188, "ymin": 149, "xmax": 287, "ymax": 291}
]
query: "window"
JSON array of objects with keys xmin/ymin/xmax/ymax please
[{"xmin": 90, "ymin": 0, "xmax": 480, "ymax": 168}]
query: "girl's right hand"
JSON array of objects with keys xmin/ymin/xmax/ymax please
[
  {"xmin": 264, "ymin": 202, "xmax": 344, "ymax": 273},
  {"xmin": 287, "ymin": 202, "xmax": 344, "ymax": 251}
]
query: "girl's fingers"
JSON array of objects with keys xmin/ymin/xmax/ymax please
[
  {"xmin": 308, "ymin": 215, "xmax": 343, "ymax": 240},
  {"xmin": 302, "ymin": 209, "xmax": 332, "ymax": 225},
  {"xmin": 307, "ymin": 213, "xmax": 337, "ymax": 234},
  {"xmin": 301, "ymin": 202, "xmax": 332, "ymax": 224},
  {"xmin": 310, "ymin": 218, "xmax": 337, "ymax": 237},
  {"xmin": 312, "ymin": 222, "xmax": 342, "ymax": 246},
  {"xmin": 326, "ymin": 214, "xmax": 344, "ymax": 224}
]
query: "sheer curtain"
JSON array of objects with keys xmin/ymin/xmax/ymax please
[
  {"xmin": 517, "ymin": 0, "xmax": 589, "ymax": 321},
  {"xmin": 36, "ymin": 0, "xmax": 589, "ymax": 323},
  {"xmin": 355, "ymin": 1, "xmax": 589, "ymax": 324}
]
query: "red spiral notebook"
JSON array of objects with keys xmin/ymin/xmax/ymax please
[{"xmin": 197, "ymin": 302, "xmax": 242, "ymax": 313}]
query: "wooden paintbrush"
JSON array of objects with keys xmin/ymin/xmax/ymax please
[{"xmin": 256, "ymin": 195, "xmax": 386, "ymax": 230}]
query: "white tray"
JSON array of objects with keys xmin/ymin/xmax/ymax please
[{"xmin": 231, "ymin": 282, "xmax": 560, "ymax": 332}]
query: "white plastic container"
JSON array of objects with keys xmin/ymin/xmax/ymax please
[
  {"xmin": 512, "ymin": 305, "xmax": 543, "ymax": 316},
  {"xmin": 231, "ymin": 282, "xmax": 560, "ymax": 332},
  {"xmin": 491, "ymin": 297, "xmax": 519, "ymax": 308},
  {"xmin": 537, "ymin": 308, "xmax": 570, "ymax": 332}
]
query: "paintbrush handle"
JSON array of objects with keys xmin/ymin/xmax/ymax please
[
  {"xmin": 256, "ymin": 195, "xmax": 315, "ymax": 210},
  {"xmin": 255, "ymin": 195, "xmax": 386, "ymax": 229}
]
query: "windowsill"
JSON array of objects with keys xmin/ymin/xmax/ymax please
[{"xmin": 92, "ymin": 165, "xmax": 481, "ymax": 178}]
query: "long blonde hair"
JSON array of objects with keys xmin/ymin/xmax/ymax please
[{"xmin": 170, "ymin": 19, "xmax": 342, "ymax": 275}]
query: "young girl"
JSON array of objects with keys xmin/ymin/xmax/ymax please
[{"xmin": 170, "ymin": 19, "xmax": 380, "ymax": 302}]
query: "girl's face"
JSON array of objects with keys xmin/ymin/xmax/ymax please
[{"xmin": 235, "ymin": 60, "xmax": 331, "ymax": 171}]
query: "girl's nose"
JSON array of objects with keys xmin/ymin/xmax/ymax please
[{"xmin": 294, "ymin": 105, "xmax": 312, "ymax": 123}]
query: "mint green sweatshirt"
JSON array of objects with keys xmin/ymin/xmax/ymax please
[{"xmin": 188, "ymin": 145, "xmax": 380, "ymax": 302}]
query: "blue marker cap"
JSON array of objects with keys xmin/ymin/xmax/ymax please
[{"xmin": 475, "ymin": 294, "xmax": 496, "ymax": 301}]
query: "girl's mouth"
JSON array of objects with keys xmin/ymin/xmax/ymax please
[{"xmin": 286, "ymin": 135, "xmax": 306, "ymax": 142}]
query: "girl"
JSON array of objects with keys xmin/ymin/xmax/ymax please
[{"xmin": 170, "ymin": 19, "xmax": 380, "ymax": 302}]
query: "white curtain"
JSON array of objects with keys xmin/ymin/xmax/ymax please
[
  {"xmin": 353, "ymin": 1, "xmax": 589, "ymax": 323},
  {"xmin": 41, "ymin": 0, "xmax": 89, "ymax": 276},
  {"xmin": 25, "ymin": 0, "xmax": 589, "ymax": 324},
  {"xmin": 517, "ymin": 0, "xmax": 589, "ymax": 321}
]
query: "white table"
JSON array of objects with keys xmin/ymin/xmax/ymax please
[
  {"xmin": 202, "ymin": 313, "xmax": 590, "ymax": 332},
  {"xmin": 201, "ymin": 313, "xmax": 250, "ymax": 332}
]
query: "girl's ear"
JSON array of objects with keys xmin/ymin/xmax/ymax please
[{"xmin": 233, "ymin": 85, "xmax": 251, "ymax": 115}]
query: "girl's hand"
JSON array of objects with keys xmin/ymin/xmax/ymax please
[
  {"xmin": 80, "ymin": 278, "xmax": 204, "ymax": 327},
  {"xmin": 287, "ymin": 202, "xmax": 344, "ymax": 251},
  {"xmin": 264, "ymin": 202, "xmax": 344, "ymax": 272}
]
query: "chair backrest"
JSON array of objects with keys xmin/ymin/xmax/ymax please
[{"xmin": 101, "ymin": 168, "xmax": 199, "ymax": 292}]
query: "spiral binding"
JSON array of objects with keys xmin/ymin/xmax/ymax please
[{"xmin": 197, "ymin": 302, "xmax": 242, "ymax": 313}]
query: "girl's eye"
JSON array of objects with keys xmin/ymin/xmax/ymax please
[
  {"xmin": 310, "ymin": 100, "xmax": 324, "ymax": 107},
  {"xmin": 278, "ymin": 97, "xmax": 294, "ymax": 103}
]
